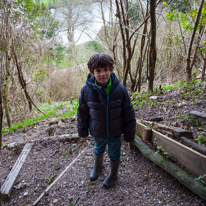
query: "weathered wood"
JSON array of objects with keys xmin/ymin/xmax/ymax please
[
  {"xmin": 136, "ymin": 120, "xmax": 206, "ymax": 181},
  {"xmin": 152, "ymin": 130, "xmax": 206, "ymax": 181},
  {"xmin": 134, "ymin": 135, "xmax": 206, "ymax": 202},
  {"xmin": 142, "ymin": 127, "xmax": 152, "ymax": 142},
  {"xmin": 1, "ymin": 143, "xmax": 33, "ymax": 200},
  {"xmin": 189, "ymin": 110, "xmax": 206, "ymax": 124},
  {"xmin": 181, "ymin": 136, "xmax": 206, "ymax": 156},
  {"xmin": 144, "ymin": 120, "xmax": 193, "ymax": 139},
  {"xmin": 136, "ymin": 119, "xmax": 148, "ymax": 138},
  {"xmin": 149, "ymin": 116, "xmax": 163, "ymax": 122},
  {"xmin": 5, "ymin": 134, "xmax": 93, "ymax": 149}
]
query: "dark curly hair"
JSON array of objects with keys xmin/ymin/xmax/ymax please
[{"xmin": 87, "ymin": 53, "xmax": 114, "ymax": 73}]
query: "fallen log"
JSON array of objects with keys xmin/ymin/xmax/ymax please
[
  {"xmin": 180, "ymin": 136, "xmax": 206, "ymax": 156},
  {"xmin": 189, "ymin": 110, "xmax": 206, "ymax": 124},
  {"xmin": 134, "ymin": 135, "xmax": 206, "ymax": 202},
  {"xmin": 149, "ymin": 116, "xmax": 163, "ymax": 122}
]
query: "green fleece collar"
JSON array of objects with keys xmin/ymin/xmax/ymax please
[{"xmin": 95, "ymin": 77, "xmax": 112, "ymax": 95}]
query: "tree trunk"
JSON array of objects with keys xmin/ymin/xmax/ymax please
[
  {"xmin": 0, "ymin": 65, "xmax": 3, "ymax": 151},
  {"xmin": 190, "ymin": 26, "xmax": 205, "ymax": 72},
  {"xmin": 47, "ymin": 54, "xmax": 51, "ymax": 105},
  {"xmin": 115, "ymin": 0, "xmax": 126, "ymax": 82},
  {"xmin": 136, "ymin": 5, "xmax": 149, "ymax": 93},
  {"xmin": 13, "ymin": 51, "xmax": 44, "ymax": 114},
  {"xmin": 186, "ymin": 0, "xmax": 204, "ymax": 83},
  {"xmin": 148, "ymin": 0, "xmax": 157, "ymax": 93},
  {"xmin": 2, "ymin": 52, "xmax": 11, "ymax": 128},
  {"xmin": 202, "ymin": 54, "xmax": 206, "ymax": 81},
  {"xmin": 67, "ymin": 2, "xmax": 75, "ymax": 51}
]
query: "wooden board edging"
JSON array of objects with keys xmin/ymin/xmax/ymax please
[
  {"xmin": 134, "ymin": 135, "xmax": 206, "ymax": 202},
  {"xmin": 1, "ymin": 143, "xmax": 33, "ymax": 200},
  {"xmin": 152, "ymin": 130, "xmax": 206, "ymax": 181},
  {"xmin": 136, "ymin": 120, "xmax": 206, "ymax": 181}
]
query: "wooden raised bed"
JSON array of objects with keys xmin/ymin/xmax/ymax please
[
  {"xmin": 135, "ymin": 120, "xmax": 206, "ymax": 181},
  {"xmin": 135, "ymin": 119, "xmax": 206, "ymax": 201}
]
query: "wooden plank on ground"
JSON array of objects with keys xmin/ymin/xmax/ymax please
[
  {"xmin": 152, "ymin": 130, "xmax": 206, "ymax": 181},
  {"xmin": 1, "ymin": 143, "xmax": 33, "ymax": 200},
  {"xmin": 4, "ymin": 134, "xmax": 93, "ymax": 149}
]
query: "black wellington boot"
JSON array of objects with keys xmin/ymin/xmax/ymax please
[
  {"xmin": 103, "ymin": 159, "xmax": 120, "ymax": 188},
  {"xmin": 90, "ymin": 153, "xmax": 104, "ymax": 181}
]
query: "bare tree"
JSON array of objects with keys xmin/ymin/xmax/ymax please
[
  {"xmin": 202, "ymin": 54, "xmax": 206, "ymax": 81},
  {"xmin": 112, "ymin": 0, "xmax": 161, "ymax": 92},
  {"xmin": 1, "ymin": 2, "xmax": 12, "ymax": 127},
  {"xmin": 134, "ymin": 1, "xmax": 149, "ymax": 92},
  {"xmin": 186, "ymin": 0, "xmax": 204, "ymax": 83},
  {"xmin": 115, "ymin": 0, "xmax": 140, "ymax": 88},
  {"xmin": 60, "ymin": 0, "xmax": 91, "ymax": 49},
  {"xmin": 0, "ymin": 0, "xmax": 56, "ymax": 127},
  {"xmin": 0, "ymin": 59, "xmax": 3, "ymax": 152},
  {"xmin": 148, "ymin": 0, "xmax": 157, "ymax": 93}
]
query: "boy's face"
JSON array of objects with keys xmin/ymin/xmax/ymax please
[{"xmin": 92, "ymin": 66, "xmax": 113, "ymax": 85}]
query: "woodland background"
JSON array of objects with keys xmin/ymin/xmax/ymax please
[{"xmin": 1, "ymin": 0, "xmax": 206, "ymax": 146}]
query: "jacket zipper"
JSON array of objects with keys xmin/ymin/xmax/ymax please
[
  {"xmin": 90, "ymin": 117, "xmax": 92, "ymax": 135},
  {"xmin": 106, "ymin": 79, "xmax": 115, "ymax": 137},
  {"xmin": 106, "ymin": 96, "xmax": 109, "ymax": 137}
]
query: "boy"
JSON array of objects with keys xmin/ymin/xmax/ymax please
[{"xmin": 77, "ymin": 53, "xmax": 136, "ymax": 188}]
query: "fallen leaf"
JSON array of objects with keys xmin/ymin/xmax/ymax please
[{"xmin": 53, "ymin": 199, "xmax": 58, "ymax": 203}]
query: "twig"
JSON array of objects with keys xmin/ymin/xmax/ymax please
[
  {"xmin": 50, "ymin": 149, "xmax": 59, "ymax": 157},
  {"xmin": 33, "ymin": 145, "xmax": 88, "ymax": 206},
  {"xmin": 0, "ymin": 162, "xmax": 7, "ymax": 168},
  {"xmin": 74, "ymin": 197, "xmax": 80, "ymax": 206}
]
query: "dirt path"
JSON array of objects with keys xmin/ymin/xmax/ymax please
[{"xmin": 1, "ymin": 138, "xmax": 206, "ymax": 206}]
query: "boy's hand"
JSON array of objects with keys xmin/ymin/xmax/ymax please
[{"xmin": 82, "ymin": 137, "xmax": 88, "ymax": 141}]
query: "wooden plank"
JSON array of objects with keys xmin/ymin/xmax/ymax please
[
  {"xmin": 143, "ymin": 120, "xmax": 193, "ymax": 139},
  {"xmin": 142, "ymin": 127, "xmax": 152, "ymax": 142},
  {"xmin": 134, "ymin": 135, "xmax": 206, "ymax": 202},
  {"xmin": 1, "ymin": 143, "xmax": 33, "ymax": 200},
  {"xmin": 4, "ymin": 134, "xmax": 93, "ymax": 149},
  {"xmin": 152, "ymin": 130, "xmax": 206, "ymax": 181},
  {"xmin": 136, "ymin": 119, "xmax": 148, "ymax": 138}
]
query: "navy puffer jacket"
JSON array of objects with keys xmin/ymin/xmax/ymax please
[{"xmin": 77, "ymin": 73, "xmax": 136, "ymax": 142}]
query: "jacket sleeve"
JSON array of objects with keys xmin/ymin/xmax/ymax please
[
  {"xmin": 121, "ymin": 87, "xmax": 136, "ymax": 142},
  {"xmin": 77, "ymin": 88, "xmax": 90, "ymax": 137}
]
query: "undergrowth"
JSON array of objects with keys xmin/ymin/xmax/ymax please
[
  {"xmin": 2, "ymin": 100, "xmax": 79, "ymax": 134},
  {"xmin": 132, "ymin": 79, "xmax": 206, "ymax": 109}
]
